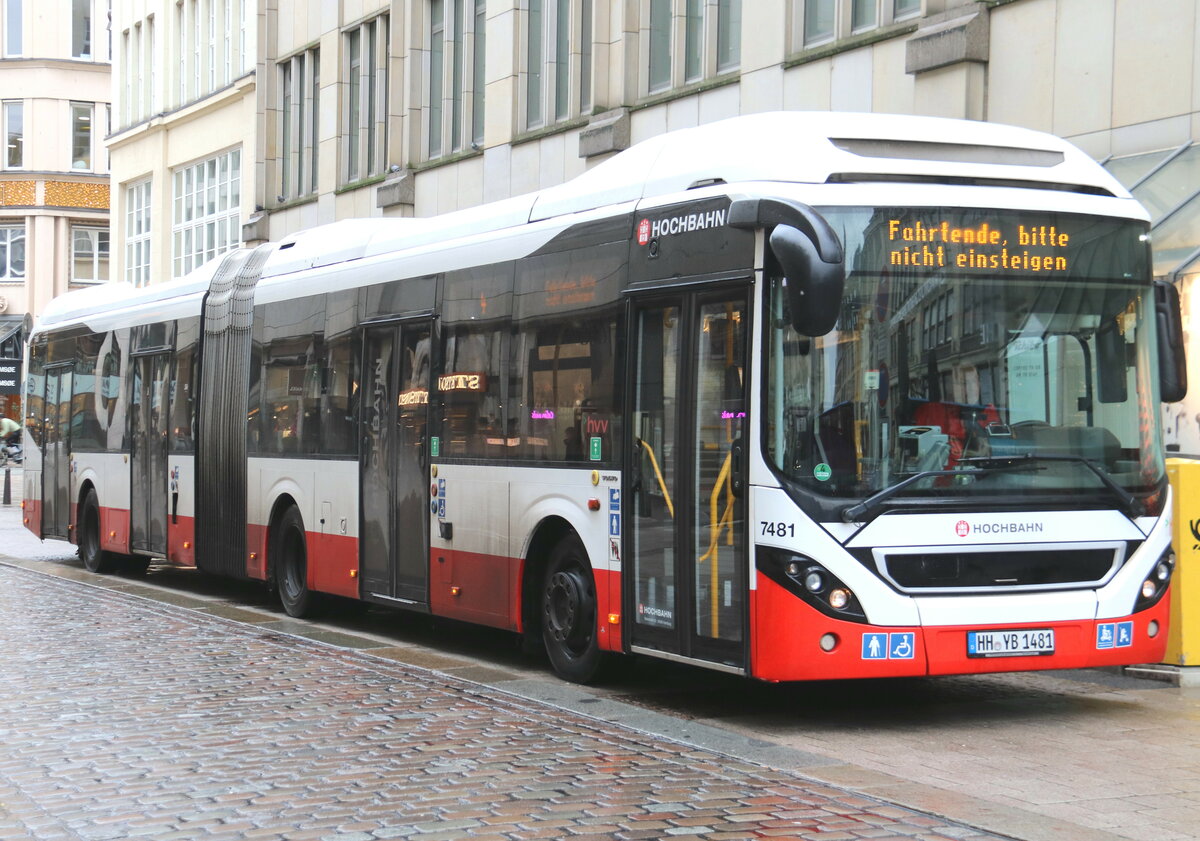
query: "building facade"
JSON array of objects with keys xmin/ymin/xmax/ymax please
[
  {"xmin": 105, "ymin": 0, "xmax": 1200, "ymax": 449},
  {"xmin": 0, "ymin": 0, "xmax": 110, "ymax": 425}
]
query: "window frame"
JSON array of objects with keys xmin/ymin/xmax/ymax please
[
  {"xmin": 72, "ymin": 0, "xmax": 93, "ymax": 59},
  {"xmin": 278, "ymin": 46, "xmax": 321, "ymax": 201},
  {"xmin": 644, "ymin": 0, "xmax": 740, "ymax": 98},
  {"xmin": 427, "ymin": 0, "xmax": 487, "ymax": 159},
  {"xmin": 4, "ymin": 0, "xmax": 22, "ymax": 58},
  {"xmin": 795, "ymin": 0, "xmax": 920, "ymax": 50},
  {"xmin": 342, "ymin": 14, "xmax": 389, "ymax": 185},
  {"xmin": 125, "ymin": 179, "xmax": 152, "ymax": 286},
  {"xmin": 524, "ymin": 0, "xmax": 593, "ymax": 132},
  {"xmin": 0, "ymin": 224, "xmax": 26, "ymax": 282},
  {"xmin": 171, "ymin": 148, "xmax": 242, "ymax": 279},
  {"xmin": 2, "ymin": 100, "xmax": 22, "ymax": 169},
  {"xmin": 71, "ymin": 225, "xmax": 110, "ymax": 285},
  {"xmin": 70, "ymin": 101, "xmax": 95, "ymax": 171}
]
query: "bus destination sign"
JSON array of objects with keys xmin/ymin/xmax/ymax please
[{"xmin": 886, "ymin": 218, "xmax": 1071, "ymax": 273}]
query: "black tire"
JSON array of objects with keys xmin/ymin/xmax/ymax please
[
  {"xmin": 542, "ymin": 535, "xmax": 606, "ymax": 684},
  {"xmin": 274, "ymin": 505, "xmax": 319, "ymax": 618},
  {"xmin": 78, "ymin": 489, "xmax": 118, "ymax": 574}
]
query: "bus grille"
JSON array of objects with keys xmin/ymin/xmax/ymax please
[{"xmin": 879, "ymin": 546, "xmax": 1125, "ymax": 593}]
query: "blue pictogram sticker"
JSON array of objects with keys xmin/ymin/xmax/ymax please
[
  {"xmin": 889, "ymin": 632, "xmax": 915, "ymax": 660},
  {"xmin": 609, "ymin": 488, "xmax": 621, "ymax": 510},
  {"xmin": 1096, "ymin": 623, "xmax": 1115, "ymax": 649},
  {"xmin": 1116, "ymin": 621, "xmax": 1134, "ymax": 648},
  {"xmin": 609, "ymin": 512, "xmax": 621, "ymax": 536},
  {"xmin": 862, "ymin": 633, "xmax": 888, "ymax": 660},
  {"xmin": 437, "ymin": 498, "xmax": 446, "ymax": 519},
  {"xmin": 438, "ymin": 478, "xmax": 446, "ymax": 497}
]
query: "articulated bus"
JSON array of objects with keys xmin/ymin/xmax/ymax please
[{"xmin": 22, "ymin": 112, "xmax": 1187, "ymax": 683}]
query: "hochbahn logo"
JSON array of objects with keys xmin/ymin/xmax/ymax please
[
  {"xmin": 637, "ymin": 208, "xmax": 729, "ymax": 245},
  {"xmin": 955, "ymin": 519, "xmax": 1046, "ymax": 537},
  {"xmin": 955, "ymin": 520, "xmax": 970, "ymax": 537}
]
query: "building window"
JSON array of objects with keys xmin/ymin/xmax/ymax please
[
  {"xmin": 3, "ymin": 101, "xmax": 21, "ymax": 168},
  {"xmin": 0, "ymin": 225, "xmax": 25, "ymax": 281},
  {"xmin": 526, "ymin": 0, "xmax": 592, "ymax": 130},
  {"xmin": 429, "ymin": 0, "xmax": 486, "ymax": 159},
  {"xmin": 71, "ymin": 102, "xmax": 94, "ymax": 170},
  {"xmin": 71, "ymin": 226, "xmax": 109, "ymax": 284},
  {"xmin": 173, "ymin": 149, "xmax": 241, "ymax": 278},
  {"xmin": 126, "ymin": 179, "xmax": 152, "ymax": 286},
  {"xmin": 646, "ymin": 0, "xmax": 739, "ymax": 96},
  {"xmin": 279, "ymin": 47, "xmax": 320, "ymax": 200},
  {"xmin": 72, "ymin": 0, "xmax": 92, "ymax": 59},
  {"xmin": 798, "ymin": 0, "xmax": 919, "ymax": 48},
  {"xmin": 343, "ymin": 15, "xmax": 389, "ymax": 184},
  {"xmin": 4, "ymin": 0, "xmax": 21, "ymax": 57}
]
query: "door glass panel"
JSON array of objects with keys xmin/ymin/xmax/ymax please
[
  {"xmin": 360, "ymin": 328, "xmax": 395, "ymax": 594},
  {"xmin": 42, "ymin": 371, "xmax": 60, "ymax": 533},
  {"xmin": 148, "ymin": 355, "xmax": 170, "ymax": 550},
  {"xmin": 632, "ymin": 305, "xmax": 680, "ymax": 632},
  {"xmin": 394, "ymin": 326, "xmax": 431, "ymax": 599},
  {"xmin": 693, "ymin": 299, "xmax": 746, "ymax": 643}
]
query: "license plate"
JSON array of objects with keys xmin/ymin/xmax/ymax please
[{"xmin": 967, "ymin": 628, "xmax": 1055, "ymax": 658}]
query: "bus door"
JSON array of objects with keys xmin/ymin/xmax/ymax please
[
  {"xmin": 130, "ymin": 353, "xmax": 170, "ymax": 555},
  {"xmin": 626, "ymin": 285, "xmax": 750, "ymax": 670},
  {"xmin": 360, "ymin": 320, "xmax": 433, "ymax": 606},
  {"xmin": 41, "ymin": 365, "xmax": 72, "ymax": 540}
]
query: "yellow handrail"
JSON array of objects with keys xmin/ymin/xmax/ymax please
[
  {"xmin": 699, "ymin": 450, "xmax": 735, "ymax": 638},
  {"xmin": 637, "ymin": 438, "xmax": 674, "ymax": 518}
]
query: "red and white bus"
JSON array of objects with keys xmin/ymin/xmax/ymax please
[{"xmin": 21, "ymin": 112, "xmax": 1186, "ymax": 683}]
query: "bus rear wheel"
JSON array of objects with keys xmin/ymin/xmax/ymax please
[
  {"xmin": 542, "ymin": 535, "xmax": 605, "ymax": 684},
  {"xmin": 274, "ymin": 505, "xmax": 319, "ymax": 618},
  {"xmin": 79, "ymin": 489, "xmax": 117, "ymax": 574}
]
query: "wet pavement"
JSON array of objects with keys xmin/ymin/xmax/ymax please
[
  {"xmin": 2, "ymin": 476, "xmax": 1199, "ymax": 841},
  {"xmin": 0, "ymin": 562, "xmax": 1006, "ymax": 841}
]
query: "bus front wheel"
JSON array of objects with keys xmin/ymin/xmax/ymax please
[
  {"xmin": 274, "ymin": 506, "xmax": 319, "ymax": 618},
  {"xmin": 79, "ymin": 489, "xmax": 118, "ymax": 574},
  {"xmin": 542, "ymin": 535, "xmax": 605, "ymax": 684}
]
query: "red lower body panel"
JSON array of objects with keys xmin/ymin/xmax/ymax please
[
  {"xmin": 430, "ymin": 548, "xmax": 519, "ymax": 630},
  {"xmin": 751, "ymin": 572, "xmax": 1171, "ymax": 682},
  {"xmin": 100, "ymin": 506, "xmax": 129, "ymax": 554},
  {"xmin": 308, "ymin": 530, "xmax": 359, "ymax": 598}
]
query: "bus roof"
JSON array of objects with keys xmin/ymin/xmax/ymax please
[{"xmin": 34, "ymin": 111, "xmax": 1135, "ymax": 336}]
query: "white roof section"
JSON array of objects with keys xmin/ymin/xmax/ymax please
[
  {"xmin": 532, "ymin": 111, "xmax": 1133, "ymax": 220},
  {"xmin": 33, "ymin": 111, "xmax": 1140, "ymax": 337}
]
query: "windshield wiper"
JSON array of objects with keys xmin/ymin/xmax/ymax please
[
  {"xmin": 956, "ymin": 453, "xmax": 1145, "ymax": 518},
  {"xmin": 840, "ymin": 464, "xmax": 1034, "ymax": 523}
]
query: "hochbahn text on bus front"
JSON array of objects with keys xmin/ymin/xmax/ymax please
[{"xmin": 21, "ymin": 112, "xmax": 1186, "ymax": 683}]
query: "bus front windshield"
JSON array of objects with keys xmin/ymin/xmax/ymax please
[{"xmin": 765, "ymin": 207, "xmax": 1164, "ymax": 509}]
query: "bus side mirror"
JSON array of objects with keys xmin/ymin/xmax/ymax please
[
  {"xmin": 729, "ymin": 198, "xmax": 845, "ymax": 338},
  {"xmin": 770, "ymin": 225, "xmax": 846, "ymax": 337},
  {"xmin": 1155, "ymin": 279, "xmax": 1187, "ymax": 403}
]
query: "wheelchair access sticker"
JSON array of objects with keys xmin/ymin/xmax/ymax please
[{"xmin": 862, "ymin": 632, "xmax": 915, "ymax": 660}]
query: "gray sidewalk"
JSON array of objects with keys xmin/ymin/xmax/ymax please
[{"xmin": 0, "ymin": 561, "xmax": 1003, "ymax": 841}]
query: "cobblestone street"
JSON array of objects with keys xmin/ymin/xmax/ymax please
[{"xmin": 0, "ymin": 563, "xmax": 1004, "ymax": 841}]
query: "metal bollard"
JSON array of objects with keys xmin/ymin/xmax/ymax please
[{"xmin": 2, "ymin": 467, "xmax": 9, "ymax": 506}]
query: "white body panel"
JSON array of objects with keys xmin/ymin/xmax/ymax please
[
  {"xmin": 247, "ymin": 457, "xmax": 360, "ymax": 537},
  {"xmin": 73, "ymin": 451, "xmax": 131, "ymax": 512}
]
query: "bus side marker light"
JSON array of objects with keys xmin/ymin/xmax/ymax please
[
  {"xmin": 450, "ymin": 586, "xmax": 461, "ymax": 597},
  {"xmin": 819, "ymin": 633, "xmax": 838, "ymax": 652},
  {"xmin": 108, "ymin": 530, "xmax": 116, "ymax": 539},
  {"xmin": 183, "ymin": 541, "xmax": 191, "ymax": 549},
  {"xmin": 588, "ymin": 498, "xmax": 600, "ymax": 511},
  {"xmin": 608, "ymin": 613, "xmax": 620, "ymax": 625},
  {"xmin": 250, "ymin": 552, "xmax": 257, "ymax": 562}
]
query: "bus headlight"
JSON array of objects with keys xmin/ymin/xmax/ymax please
[
  {"xmin": 828, "ymin": 588, "xmax": 851, "ymax": 610},
  {"xmin": 1135, "ymin": 548, "xmax": 1175, "ymax": 612}
]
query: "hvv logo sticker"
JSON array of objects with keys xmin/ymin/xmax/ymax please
[{"xmin": 862, "ymin": 632, "xmax": 916, "ymax": 660}]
